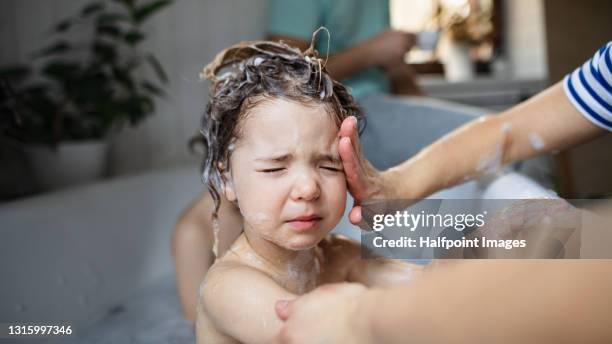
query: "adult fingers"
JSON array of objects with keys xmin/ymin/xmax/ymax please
[
  {"xmin": 349, "ymin": 205, "xmax": 362, "ymax": 225},
  {"xmin": 405, "ymin": 32, "xmax": 417, "ymax": 47},
  {"xmin": 275, "ymin": 299, "xmax": 292, "ymax": 321},
  {"xmin": 339, "ymin": 136, "xmax": 370, "ymax": 201},
  {"xmin": 339, "ymin": 116, "xmax": 362, "ymax": 158}
]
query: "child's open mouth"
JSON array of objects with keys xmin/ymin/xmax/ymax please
[{"xmin": 286, "ymin": 215, "xmax": 322, "ymax": 231}]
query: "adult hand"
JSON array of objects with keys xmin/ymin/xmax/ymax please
[
  {"xmin": 365, "ymin": 30, "xmax": 416, "ymax": 69},
  {"xmin": 273, "ymin": 283, "xmax": 370, "ymax": 344},
  {"xmin": 338, "ymin": 116, "xmax": 398, "ymax": 225},
  {"xmin": 465, "ymin": 199, "xmax": 581, "ymax": 258}
]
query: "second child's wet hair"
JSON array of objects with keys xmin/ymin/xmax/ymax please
[{"xmin": 199, "ymin": 36, "xmax": 364, "ymax": 219}]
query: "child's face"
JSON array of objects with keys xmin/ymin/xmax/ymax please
[{"xmin": 224, "ymin": 97, "xmax": 347, "ymax": 250}]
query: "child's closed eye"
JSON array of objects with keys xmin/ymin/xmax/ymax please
[
  {"xmin": 320, "ymin": 165, "xmax": 343, "ymax": 172},
  {"xmin": 258, "ymin": 167, "xmax": 285, "ymax": 174}
]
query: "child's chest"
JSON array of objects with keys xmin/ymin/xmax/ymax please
[{"xmin": 314, "ymin": 249, "xmax": 356, "ymax": 286}]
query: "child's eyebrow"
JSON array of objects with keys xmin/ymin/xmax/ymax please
[
  {"xmin": 254, "ymin": 153, "xmax": 292, "ymax": 163},
  {"xmin": 253, "ymin": 153, "xmax": 340, "ymax": 164}
]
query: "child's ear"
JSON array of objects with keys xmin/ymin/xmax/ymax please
[{"xmin": 218, "ymin": 162, "xmax": 237, "ymax": 202}]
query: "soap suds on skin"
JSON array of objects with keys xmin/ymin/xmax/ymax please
[
  {"xmin": 212, "ymin": 217, "xmax": 221, "ymax": 258},
  {"xmin": 528, "ymin": 132, "xmax": 546, "ymax": 151},
  {"xmin": 239, "ymin": 246, "xmax": 320, "ymax": 295},
  {"xmin": 242, "ymin": 212, "xmax": 272, "ymax": 228},
  {"xmin": 474, "ymin": 122, "xmax": 513, "ymax": 175},
  {"xmin": 475, "ymin": 146, "xmax": 503, "ymax": 175},
  {"xmin": 284, "ymin": 250, "xmax": 320, "ymax": 294}
]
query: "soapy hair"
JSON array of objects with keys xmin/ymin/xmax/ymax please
[{"xmin": 198, "ymin": 35, "xmax": 364, "ymax": 219}]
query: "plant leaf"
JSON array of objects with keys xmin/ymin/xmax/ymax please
[
  {"xmin": 141, "ymin": 80, "xmax": 165, "ymax": 97},
  {"xmin": 41, "ymin": 61, "xmax": 80, "ymax": 83},
  {"xmin": 92, "ymin": 41, "xmax": 118, "ymax": 62},
  {"xmin": 81, "ymin": 2, "xmax": 106, "ymax": 17},
  {"xmin": 112, "ymin": 66, "xmax": 135, "ymax": 91},
  {"xmin": 97, "ymin": 25, "xmax": 122, "ymax": 38},
  {"xmin": 124, "ymin": 30, "xmax": 145, "ymax": 46},
  {"xmin": 55, "ymin": 19, "xmax": 73, "ymax": 32},
  {"xmin": 71, "ymin": 70, "xmax": 111, "ymax": 104},
  {"xmin": 33, "ymin": 41, "xmax": 71, "ymax": 57},
  {"xmin": 145, "ymin": 54, "xmax": 168, "ymax": 83},
  {"xmin": 133, "ymin": 0, "xmax": 172, "ymax": 24},
  {"xmin": 96, "ymin": 13, "xmax": 129, "ymax": 25},
  {"xmin": 0, "ymin": 65, "xmax": 31, "ymax": 83}
]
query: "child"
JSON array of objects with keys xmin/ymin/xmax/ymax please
[{"xmin": 196, "ymin": 40, "xmax": 420, "ymax": 344}]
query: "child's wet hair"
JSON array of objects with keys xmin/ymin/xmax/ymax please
[{"xmin": 198, "ymin": 36, "xmax": 364, "ymax": 219}]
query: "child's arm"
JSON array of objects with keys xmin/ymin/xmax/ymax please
[
  {"xmin": 197, "ymin": 262, "xmax": 296, "ymax": 344},
  {"xmin": 172, "ymin": 193, "xmax": 243, "ymax": 324}
]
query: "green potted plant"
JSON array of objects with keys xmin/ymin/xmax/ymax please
[{"xmin": 0, "ymin": 0, "xmax": 172, "ymax": 190}]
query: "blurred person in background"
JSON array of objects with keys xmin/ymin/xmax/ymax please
[{"xmin": 266, "ymin": 0, "xmax": 423, "ymax": 98}]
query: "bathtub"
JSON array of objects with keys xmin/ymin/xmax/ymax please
[{"xmin": 0, "ymin": 96, "xmax": 557, "ymax": 343}]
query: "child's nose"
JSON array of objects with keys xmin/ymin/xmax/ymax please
[{"xmin": 290, "ymin": 172, "xmax": 320, "ymax": 202}]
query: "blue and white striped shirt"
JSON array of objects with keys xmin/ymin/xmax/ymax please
[{"xmin": 564, "ymin": 41, "xmax": 612, "ymax": 131}]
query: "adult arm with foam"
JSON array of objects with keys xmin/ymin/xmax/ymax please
[{"xmin": 339, "ymin": 81, "xmax": 608, "ymax": 224}]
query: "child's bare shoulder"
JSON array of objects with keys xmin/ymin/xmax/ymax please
[
  {"xmin": 200, "ymin": 259, "xmax": 272, "ymax": 312},
  {"xmin": 197, "ymin": 259, "xmax": 293, "ymax": 343}
]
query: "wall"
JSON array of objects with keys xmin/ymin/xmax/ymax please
[
  {"xmin": 544, "ymin": 0, "xmax": 612, "ymax": 83},
  {"xmin": 503, "ymin": 0, "xmax": 548, "ymax": 80},
  {"xmin": 0, "ymin": 0, "xmax": 268, "ymax": 176},
  {"xmin": 543, "ymin": 0, "xmax": 612, "ymax": 198}
]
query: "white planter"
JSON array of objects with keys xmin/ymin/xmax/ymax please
[
  {"xmin": 416, "ymin": 30, "xmax": 440, "ymax": 51},
  {"xmin": 25, "ymin": 140, "xmax": 108, "ymax": 190},
  {"xmin": 439, "ymin": 35, "xmax": 475, "ymax": 82}
]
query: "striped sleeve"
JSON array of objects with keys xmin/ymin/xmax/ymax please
[{"xmin": 563, "ymin": 41, "xmax": 612, "ymax": 131}]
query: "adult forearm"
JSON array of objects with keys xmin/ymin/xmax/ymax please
[
  {"xmin": 358, "ymin": 261, "xmax": 612, "ymax": 344},
  {"xmin": 324, "ymin": 42, "xmax": 378, "ymax": 81},
  {"xmin": 385, "ymin": 82, "xmax": 604, "ymax": 200},
  {"xmin": 267, "ymin": 30, "xmax": 416, "ymax": 83},
  {"xmin": 388, "ymin": 63, "xmax": 424, "ymax": 96},
  {"xmin": 385, "ymin": 114, "xmax": 508, "ymax": 200},
  {"xmin": 266, "ymin": 34, "xmax": 378, "ymax": 81}
]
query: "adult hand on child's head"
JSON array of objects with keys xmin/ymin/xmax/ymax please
[
  {"xmin": 338, "ymin": 116, "xmax": 398, "ymax": 225},
  {"xmin": 273, "ymin": 283, "xmax": 370, "ymax": 344}
]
